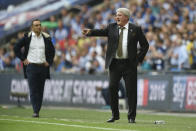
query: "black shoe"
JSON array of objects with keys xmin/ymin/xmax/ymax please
[
  {"xmin": 32, "ymin": 113, "xmax": 39, "ymax": 118},
  {"xmin": 128, "ymin": 119, "xmax": 135, "ymax": 123},
  {"xmin": 107, "ymin": 117, "xmax": 120, "ymax": 123}
]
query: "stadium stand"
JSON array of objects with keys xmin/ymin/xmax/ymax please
[{"xmin": 0, "ymin": 0, "xmax": 196, "ymax": 74}]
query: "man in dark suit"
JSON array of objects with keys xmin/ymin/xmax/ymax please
[
  {"xmin": 83, "ymin": 8, "xmax": 149, "ymax": 123},
  {"xmin": 14, "ymin": 19, "xmax": 55, "ymax": 117}
]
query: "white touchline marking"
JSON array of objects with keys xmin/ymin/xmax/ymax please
[
  {"xmin": 0, "ymin": 115, "xmax": 154, "ymax": 125},
  {"xmin": 0, "ymin": 118, "xmax": 137, "ymax": 131}
]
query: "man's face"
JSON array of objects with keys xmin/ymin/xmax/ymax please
[
  {"xmin": 115, "ymin": 12, "xmax": 129, "ymax": 27},
  {"xmin": 32, "ymin": 20, "xmax": 41, "ymax": 34}
]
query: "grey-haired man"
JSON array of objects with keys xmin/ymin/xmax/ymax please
[{"xmin": 83, "ymin": 8, "xmax": 149, "ymax": 123}]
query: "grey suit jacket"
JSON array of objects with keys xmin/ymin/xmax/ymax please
[{"xmin": 87, "ymin": 22, "xmax": 149, "ymax": 69}]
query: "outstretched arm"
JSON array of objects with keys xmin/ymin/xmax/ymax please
[{"xmin": 82, "ymin": 26, "xmax": 109, "ymax": 37}]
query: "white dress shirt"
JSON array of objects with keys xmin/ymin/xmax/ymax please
[
  {"xmin": 115, "ymin": 22, "xmax": 129, "ymax": 59},
  {"xmin": 27, "ymin": 32, "xmax": 46, "ymax": 63}
]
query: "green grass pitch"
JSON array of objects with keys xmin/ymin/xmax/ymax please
[{"xmin": 0, "ymin": 106, "xmax": 196, "ymax": 131}]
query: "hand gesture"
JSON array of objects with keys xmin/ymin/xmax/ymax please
[{"xmin": 82, "ymin": 29, "xmax": 91, "ymax": 36}]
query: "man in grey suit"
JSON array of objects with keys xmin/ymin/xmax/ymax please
[{"xmin": 83, "ymin": 8, "xmax": 149, "ymax": 123}]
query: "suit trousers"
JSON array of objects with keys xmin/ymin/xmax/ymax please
[
  {"xmin": 26, "ymin": 64, "xmax": 47, "ymax": 114},
  {"xmin": 109, "ymin": 58, "xmax": 137, "ymax": 120}
]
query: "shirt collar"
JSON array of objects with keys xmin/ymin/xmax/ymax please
[
  {"xmin": 124, "ymin": 23, "xmax": 129, "ymax": 29},
  {"xmin": 32, "ymin": 31, "xmax": 42, "ymax": 37},
  {"xmin": 119, "ymin": 22, "xmax": 129, "ymax": 30}
]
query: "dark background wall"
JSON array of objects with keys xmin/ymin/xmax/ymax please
[{"xmin": 0, "ymin": 73, "xmax": 196, "ymax": 112}]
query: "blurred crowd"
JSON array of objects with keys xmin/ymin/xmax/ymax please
[{"xmin": 0, "ymin": 0, "xmax": 196, "ymax": 74}]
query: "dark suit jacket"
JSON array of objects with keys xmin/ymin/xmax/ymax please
[
  {"xmin": 14, "ymin": 32, "xmax": 55, "ymax": 78},
  {"xmin": 87, "ymin": 23, "xmax": 149, "ymax": 69}
]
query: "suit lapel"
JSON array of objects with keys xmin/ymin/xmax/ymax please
[
  {"xmin": 26, "ymin": 32, "xmax": 32, "ymax": 50},
  {"xmin": 115, "ymin": 24, "xmax": 119, "ymax": 38},
  {"xmin": 128, "ymin": 23, "xmax": 134, "ymax": 45},
  {"xmin": 114, "ymin": 24, "xmax": 119, "ymax": 48}
]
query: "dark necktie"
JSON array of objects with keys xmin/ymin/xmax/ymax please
[{"xmin": 117, "ymin": 27, "xmax": 125, "ymax": 57}]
